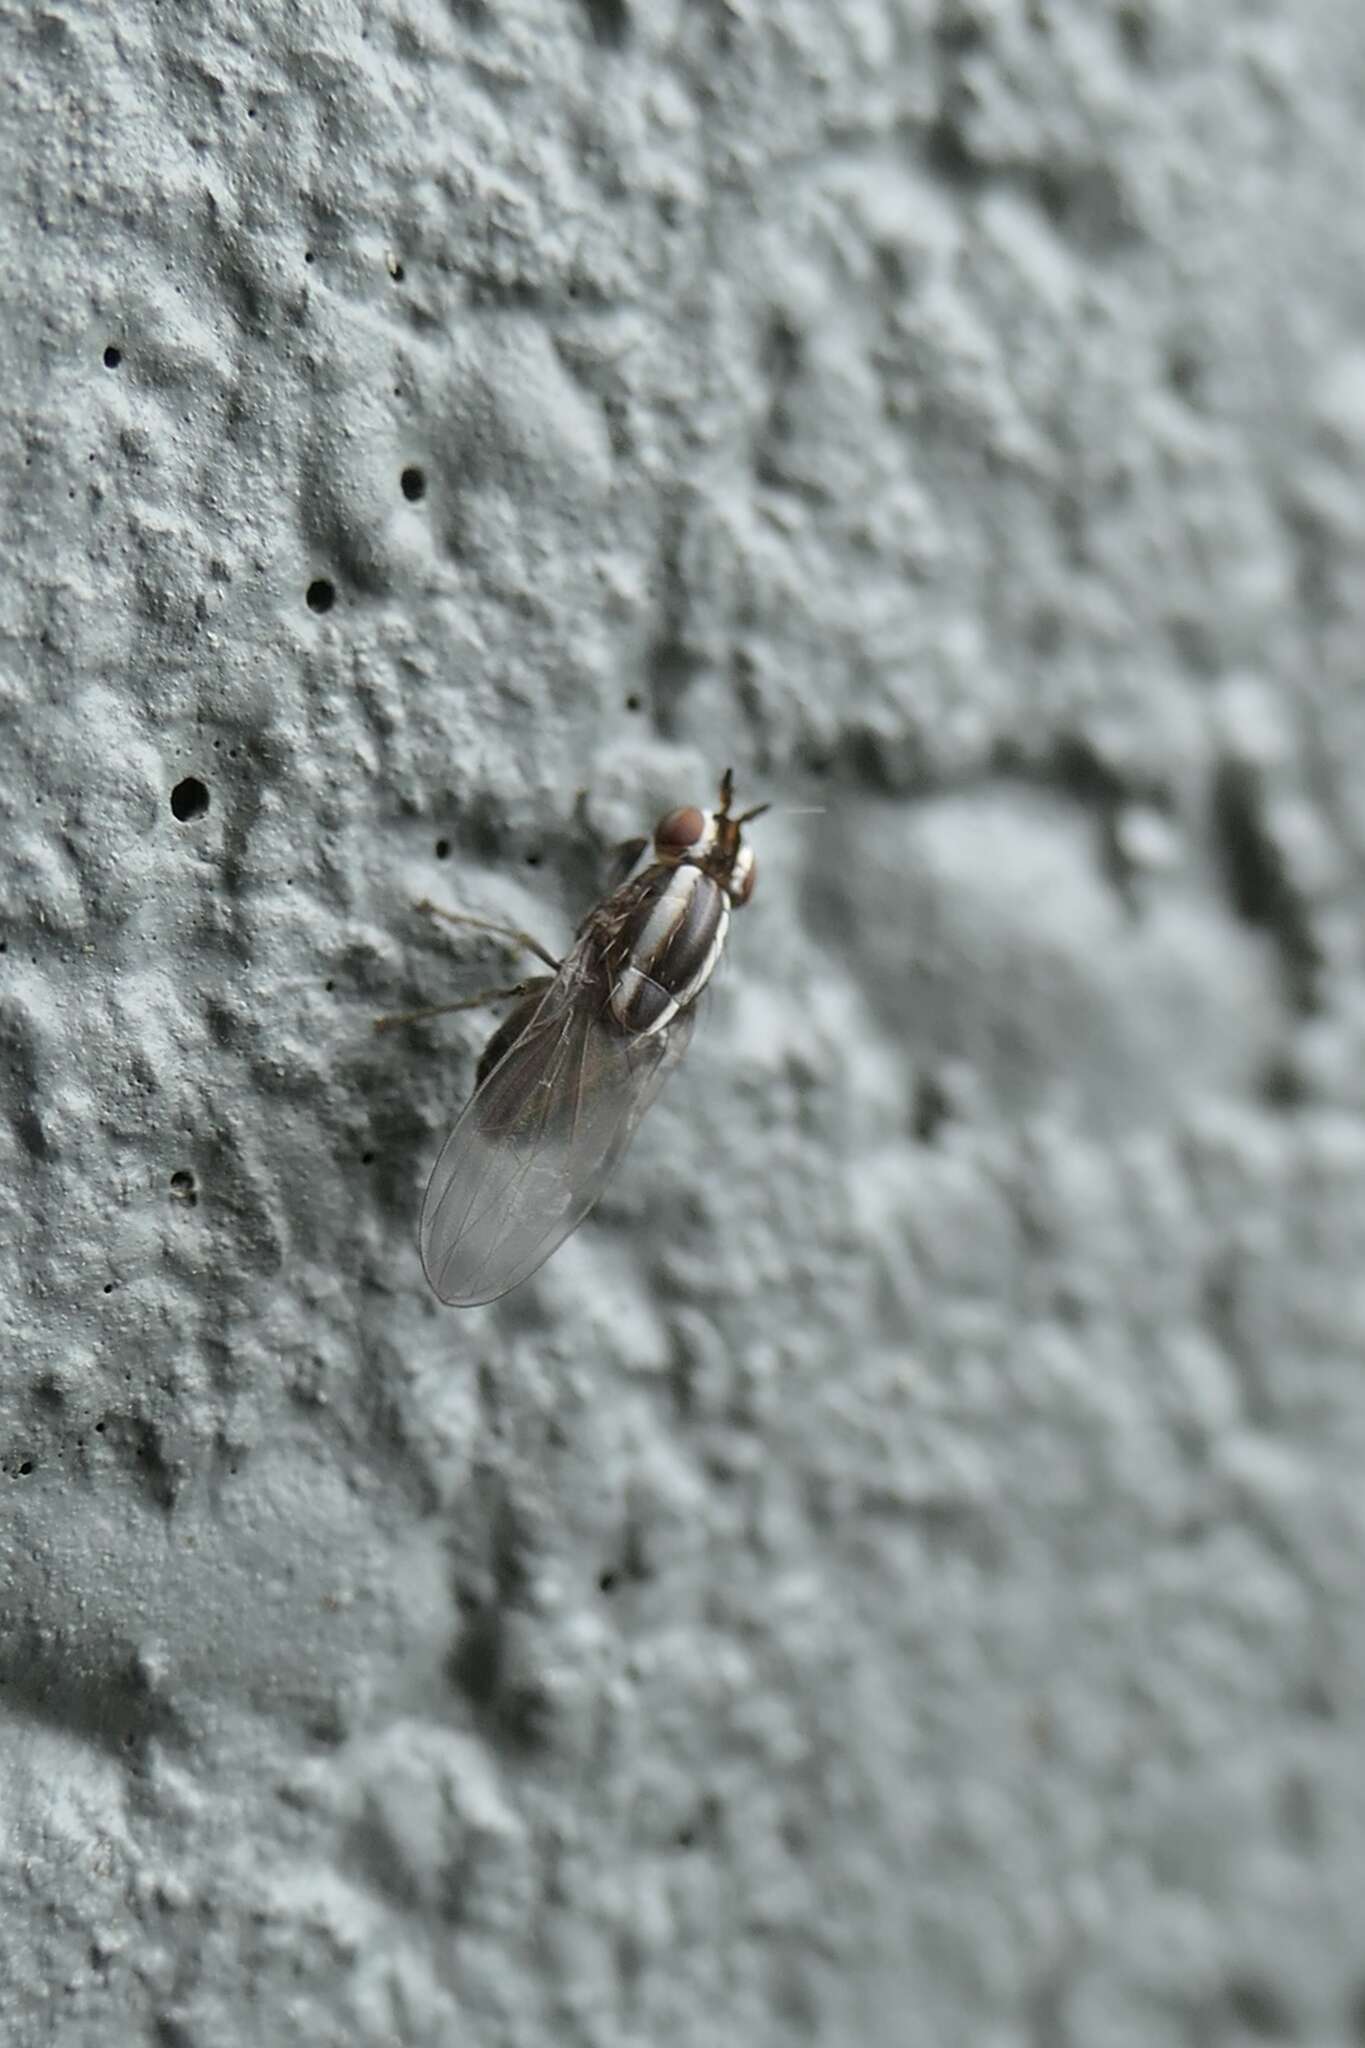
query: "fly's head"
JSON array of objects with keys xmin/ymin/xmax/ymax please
[{"xmin": 650, "ymin": 767, "xmax": 769, "ymax": 907}]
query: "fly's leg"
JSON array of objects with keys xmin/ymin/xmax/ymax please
[
  {"xmin": 374, "ymin": 975, "xmax": 548, "ymax": 1036},
  {"xmin": 375, "ymin": 902, "xmax": 559, "ymax": 1033},
  {"xmin": 602, "ymin": 835, "xmax": 649, "ymax": 894},
  {"xmin": 414, "ymin": 900, "xmax": 560, "ymax": 972}
]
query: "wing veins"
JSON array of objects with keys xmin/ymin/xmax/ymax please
[
  {"xmin": 428, "ymin": 979, "xmax": 571, "ymax": 1266},
  {"xmin": 421, "ymin": 941, "xmax": 698, "ymax": 1305},
  {"xmin": 453, "ymin": 997, "xmax": 581, "ymax": 1268}
]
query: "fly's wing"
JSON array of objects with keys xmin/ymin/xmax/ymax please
[{"xmin": 420, "ymin": 972, "xmax": 696, "ymax": 1307}]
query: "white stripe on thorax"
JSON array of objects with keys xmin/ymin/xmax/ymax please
[{"xmin": 634, "ymin": 864, "xmax": 702, "ymax": 965}]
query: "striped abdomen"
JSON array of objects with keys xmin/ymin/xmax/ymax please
[{"xmin": 610, "ymin": 865, "xmax": 729, "ymax": 1036}]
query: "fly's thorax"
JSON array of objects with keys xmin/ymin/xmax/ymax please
[{"xmin": 610, "ymin": 863, "xmax": 729, "ymax": 1036}]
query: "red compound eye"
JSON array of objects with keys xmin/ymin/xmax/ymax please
[{"xmin": 654, "ymin": 804, "xmax": 704, "ymax": 852}]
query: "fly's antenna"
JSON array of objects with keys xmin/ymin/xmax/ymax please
[{"xmin": 716, "ymin": 767, "xmax": 770, "ymax": 827}]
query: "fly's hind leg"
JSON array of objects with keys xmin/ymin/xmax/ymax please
[
  {"xmin": 414, "ymin": 900, "xmax": 560, "ymax": 972},
  {"xmin": 374, "ymin": 973, "xmax": 553, "ymax": 1036},
  {"xmin": 374, "ymin": 900, "xmax": 559, "ymax": 1033}
]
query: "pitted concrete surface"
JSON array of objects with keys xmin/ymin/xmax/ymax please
[{"xmin": 4, "ymin": 3, "xmax": 1365, "ymax": 2044}]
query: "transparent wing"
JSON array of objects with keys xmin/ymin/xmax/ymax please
[{"xmin": 420, "ymin": 970, "xmax": 696, "ymax": 1307}]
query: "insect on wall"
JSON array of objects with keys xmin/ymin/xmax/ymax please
[{"xmin": 377, "ymin": 768, "xmax": 768, "ymax": 1307}]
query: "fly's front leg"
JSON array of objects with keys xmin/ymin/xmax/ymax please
[
  {"xmin": 374, "ymin": 974, "xmax": 549, "ymax": 1036},
  {"xmin": 414, "ymin": 900, "xmax": 560, "ymax": 972},
  {"xmin": 602, "ymin": 835, "xmax": 649, "ymax": 894}
]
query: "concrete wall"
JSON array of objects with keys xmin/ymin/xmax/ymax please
[{"xmin": 4, "ymin": 2, "xmax": 1365, "ymax": 2042}]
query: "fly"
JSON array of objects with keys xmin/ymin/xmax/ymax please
[{"xmin": 380, "ymin": 768, "xmax": 768, "ymax": 1307}]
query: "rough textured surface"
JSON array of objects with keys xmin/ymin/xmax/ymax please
[{"xmin": 4, "ymin": 1, "xmax": 1365, "ymax": 2042}]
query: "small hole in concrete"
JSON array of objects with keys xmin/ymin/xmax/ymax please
[
  {"xmin": 170, "ymin": 776, "xmax": 209, "ymax": 822},
  {"xmin": 400, "ymin": 465, "xmax": 426, "ymax": 502},
  {"xmin": 434, "ymin": 838, "xmax": 450, "ymax": 860},
  {"xmin": 170, "ymin": 1169, "xmax": 198, "ymax": 1206},
  {"xmin": 306, "ymin": 578, "xmax": 335, "ymax": 613},
  {"xmin": 103, "ymin": 345, "xmax": 122, "ymax": 369}
]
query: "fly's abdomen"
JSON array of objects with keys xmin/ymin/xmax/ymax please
[{"xmin": 610, "ymin": 865, "xmax": 729, "ymax": 1036}]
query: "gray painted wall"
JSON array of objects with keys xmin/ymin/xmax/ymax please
[{"xmin": 4, "ymin": 2, "xmax": 1365, "ymax": 2043}]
